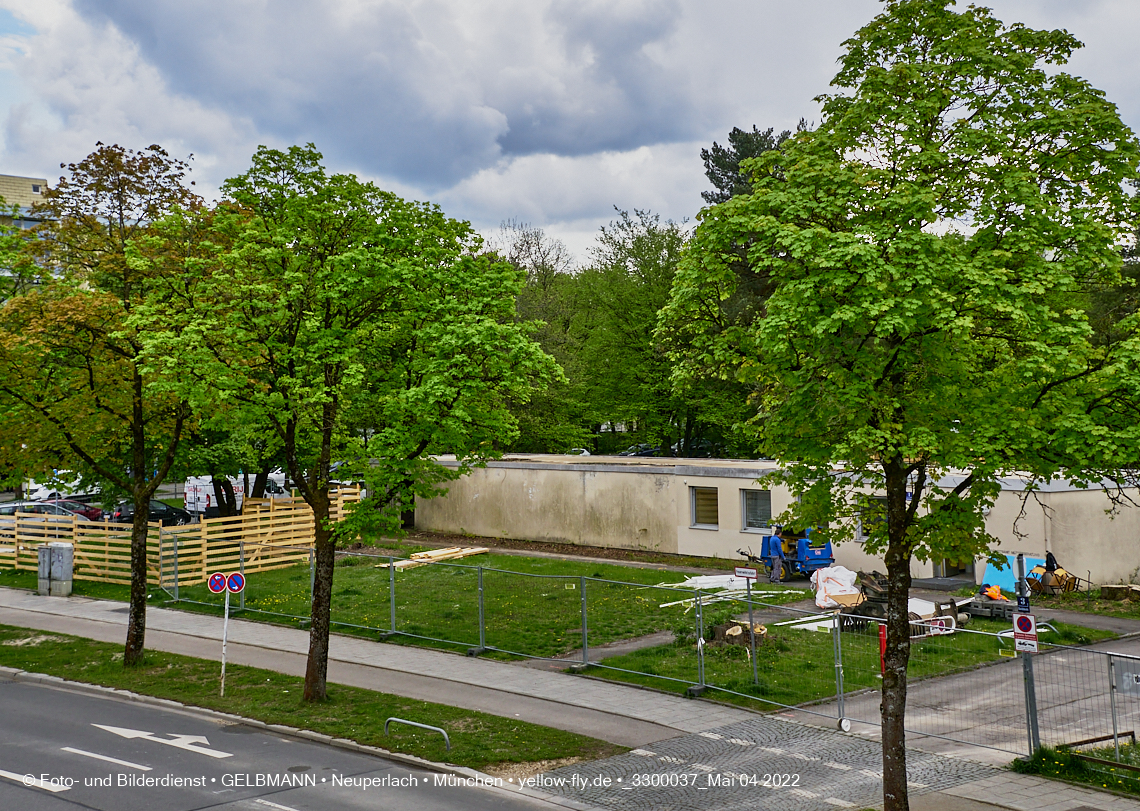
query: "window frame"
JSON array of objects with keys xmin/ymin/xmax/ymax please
[
  {"xmin": 739, "ymin": 488, "xmax": 773, "ymax": 533},
  {"xmin": 857, "ymin": 495, "xmax": 888, "ymax": 541},
  {"xmin": 689, "ymin": 486, "xmax": 720, "ymax": 530}
]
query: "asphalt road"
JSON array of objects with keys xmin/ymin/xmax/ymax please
[{"xmin": 0, "ymin": 679, "xmax": 553, "ymax": 811}]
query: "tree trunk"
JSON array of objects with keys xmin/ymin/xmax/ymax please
[
  {"xmin": 251, "ymin": 468, "xmax": 270, "ymax": 499},
  {"xmin": 881, "ymin": 457, "xmax": 912, "ymax": 811},
  {"xmin": 124, "ymin": 369, "xmax": 149, "ymax": 668},
  {"xmin": 211, "ymin": 476, "xmax": 238, "ymax": 517},
  {"xmin": 303, "ymin": 489, "xmax": 334, "ymax": 701}
]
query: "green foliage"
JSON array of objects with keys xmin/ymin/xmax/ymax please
[
  {"xmin": 662, "ymin": 0, "xmax": 1140, "ymax": 566},
  {"xmin": 139, "ymin": 144, "xmax": 559, "ymax": 537},
  {"xmin": 700, "ymin": 124, "xmax": 797, "ymax": 204}
]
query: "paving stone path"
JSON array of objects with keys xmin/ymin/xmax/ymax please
[{"xmin": 536, "ymin": 715, "xmax": 995, "ymax": 811}]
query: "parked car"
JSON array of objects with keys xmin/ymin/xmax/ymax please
[
  {"xmin": 26, "ymin": 472, "xmax": 100, "ymax": 503},
  {"xmin": 617, "ymin": 443, "xmax": 660, "ymax": 457},
  {"xmin": 111, "ymin": 500, "xmax": 193, "ymax": 526},
  {"xmin": 43, "ymin": 499, "xmax": 104, "ymax": 521},
  {"xmin": 0, "ymin": 500, "xmax": 86, "ymax": 539}
]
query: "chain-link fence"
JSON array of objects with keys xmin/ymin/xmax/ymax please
[{"xmin": 156, "ymin": 546, "xmax": 1140, "ymax": 760}]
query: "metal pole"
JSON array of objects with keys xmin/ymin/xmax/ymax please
[
  {"xmin": 834, "ymin": 612, "xmax": 846, "ymax": 722},
  {"xmin": 1109, "ymin": 654, "xmax": 1121, "ymax": 761},
  {"xmin": 309, "ymin": 549, "xmax": 315, "ymax": 603},
  {"xmin": 747, "ymin": 579, "xmax": 758, "ymax": 685},
  {"xmin": 696, "ymin": 589, "xmax": 705, "ymax": 688},
  {"xmin": 580, "ymin": 576, "xmax": 588, "ymax": 666},
  {"xmin": 389, "ymin": 556, "xmax": 396, "ymax": 633},
  {"xmin": 221, "ymin": 589, "xmax": 230, "ymax": 697},
  {"xmin": 239, "ymin": 539, "xmax": 245, "ymax": 612},
  {"xmin": 1017, "ymin": 553, "xmax": 1041, "ymax": 753},
  {"xmin": 478, "ymin": 566, "xmax": 486, "ymax": 651}
]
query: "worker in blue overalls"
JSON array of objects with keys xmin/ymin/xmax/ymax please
[{"xmin": 768, "ymin": 525, "xmax": 785, "ymax": 583}]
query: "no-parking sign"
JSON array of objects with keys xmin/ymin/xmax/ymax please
[
  {"xmin": 208, "ymin": 572, "xmax": 227, "ymax": 594},
  {"xmin": 1013, "ymin": 613, "xmax": 1038, "ymax": 653}
]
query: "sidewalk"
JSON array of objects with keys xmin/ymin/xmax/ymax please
[{"xmin": 3, "ymin": 586, "xmax": 1140, "ymax": 811}]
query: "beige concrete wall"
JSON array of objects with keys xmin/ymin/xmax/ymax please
[
  {"xmin": 416, "ymin": 462, "xmax": 680, "ymax": 552},
  {"xmin": 416, "ymin": 456, "xmax": 1138, "ymax": 584},
  {"xmin": 1046, "ymin": 489, "xmax": 1140, "ymax": 584}
]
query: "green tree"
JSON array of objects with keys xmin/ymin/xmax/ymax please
[
  {"xmin": 662, "ymin": 3, "xmax": 1140, "ymax": 808},
  {"xmin": 492, "ymin": 221, "xmax": 592, "ymax": 452},
  {"xmin": 0, "ymin": 144, "xmax": 198, "ymax": 666},
  {"xmin": 146, "ymin": 145, "xmax": 557, "ymax": 701},
  {"xmin": 700, "ymin": 125, "xmax": 796, "ymax": 204},
  {"xmin": 577, "ymin": 210, "xmax": 750, "ymax": 456}
]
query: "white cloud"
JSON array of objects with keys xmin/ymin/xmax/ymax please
[{"xmin": 0, "ymin": 0, "xmax": 1134, "ymax": 256}]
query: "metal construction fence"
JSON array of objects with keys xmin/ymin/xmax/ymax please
[{"xmin": 151, "ymin": 544, "xmax": 1140, "ymax": 760}]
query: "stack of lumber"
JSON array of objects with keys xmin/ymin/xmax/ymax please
[{"xmin": 376, "ymin": 546, "xmax": 488, "ymax": 570}]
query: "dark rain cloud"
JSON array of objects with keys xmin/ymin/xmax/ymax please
[{"xmin": 69, "ymin": 0, "xmax": 701, "ymax": 187}]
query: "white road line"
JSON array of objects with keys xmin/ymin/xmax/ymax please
[
  {"xmin": 0, "ymin": 769, "xmax": 71, "ymax": 793},
  {"xmin": 254, "ymin": 799, "xmax": 301, "ymax": 811},
  {"xmin": 61, "ymin": 747, "xmax": 152, "ymax": 771}
]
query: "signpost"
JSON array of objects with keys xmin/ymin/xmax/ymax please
[
  {"xmin": 1017, "ymin": 595, "xmax": 1030, "ymax": 613},
  {"xmin": 1014, "ymin": 612, "xmax": 1039, "ymax": 653},
  {"xmin": 209, "ymin": 571, "xmax": 246, "ymax": 697},
  {"xmin": 735, "ymin": 566, "xmax": 760, "ymax": 686}
]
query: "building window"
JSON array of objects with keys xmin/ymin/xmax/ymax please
[
  {"xmin": 690, "ymin": 486, "xmax": 719, "ymax": 528},
  {"xmin": 31, "ymin": 184, "xmax": 40, "ymax": 193},
  {"xmin": 857, "ymin": 496, "xmax": 888, "ymax": 540},
  {"xmin": 741, "ymin": 489, "xmax": 772, "ymax": 531}
]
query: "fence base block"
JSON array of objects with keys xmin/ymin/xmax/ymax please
[
  {"xmin": 465, "ymin": 647, "xmax": 486, "ymax": 657},
  {"xmin": 686, "ymin": 685, "xmax": 708, "ymax": 698},
  {"xmin": 569, "ymin": 663, "xmax": 590, "ymax": 674}
]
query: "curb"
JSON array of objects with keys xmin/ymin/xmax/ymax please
[{"xmin": 0, "ymin": 665, "xmax": 607, "ymax": 811}]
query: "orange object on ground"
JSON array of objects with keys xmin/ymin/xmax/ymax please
[{"xmin": 983, "ymin": 585, "xmax": 1008, "ymax": 601}]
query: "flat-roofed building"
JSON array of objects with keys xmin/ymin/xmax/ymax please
[{"xmin": 0, "ymin": 173, "xmax": 47, "ymax": 209}]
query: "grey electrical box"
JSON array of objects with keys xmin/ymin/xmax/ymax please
[{"xmin": 37, "ymin": 543, "xmax": 74, "ymax": 597}]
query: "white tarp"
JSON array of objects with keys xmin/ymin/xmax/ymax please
[{"xmin": 810, "ymin": 566, "xmax": 861, "ymax": 609}]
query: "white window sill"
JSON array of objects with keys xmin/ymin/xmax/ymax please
[{"xmin": 689, "ymin": 524, "xmax": 720, "ymax": 531}]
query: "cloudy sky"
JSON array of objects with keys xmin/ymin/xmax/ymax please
[{"xmin": 0, "ymin": 0, "xmax": 1136, "ymax": 259}]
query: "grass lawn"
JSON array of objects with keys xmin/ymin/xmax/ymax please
[
  {"xmin": 1030, "ymin": 588, "xmax": 1140, "ymax": 621},
  {"xmin": 0, "ymin": 624, "xmax": 622, "ymax": 771},
  {"xmin": 0, "ymin": 554, "xmax": 809, "ymax": 660},
  {"xmin": 170, "ymin": 553, "xmax": 807, "ymax": 659},
  {"xmin": 1012, "ymin": 745, "xmax": 1140, "ymax": 798},
  {"xmin": 587, "ymin": 615, "xmax": 1116, "ymax": 710}
]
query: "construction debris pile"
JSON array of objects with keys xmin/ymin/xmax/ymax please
[{"xmin": 376, "ymin": 546, "xmax": 488, "ymax": 570}]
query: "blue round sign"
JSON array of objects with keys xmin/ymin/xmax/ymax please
[
  {"xmin": 227, "ymin": 572, "xmax": 246, "ymax": 594},
  {"xmin": 208, "ymin": 572, "xmax": 227, "ymax": 594},
  {"xmin": 1016, "ymin": 615, "xmax": 1033, "ymax": 633}
]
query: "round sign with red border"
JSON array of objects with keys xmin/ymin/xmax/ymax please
[
  {"xmin": 1016, "ymin": 615, "xmax": 1034, "ymax": 633},
  {"xmin": 226, "ymin": 572, "xmax": 245, "ymax": 594},
  {"xmin": 208, "ymin": 572, "xmax": 227, "ymax": 594}
]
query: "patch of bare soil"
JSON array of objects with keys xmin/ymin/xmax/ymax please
[
  {"xmin": 343, "ymin": 530, "xmax": 738, "ymax": 573},
  {"xmin": 482, "ymin": 756, "xmax": 584, "ymax": 781}
]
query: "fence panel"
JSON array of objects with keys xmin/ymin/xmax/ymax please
[
  {"xmin": 482, "ymin": 568, "xmax": 581, "ymax": 659},
  {"xmin": 386, "ymin": 559, "xmax": 480, "ymax": 649},
  {"xmin": 837, "ymin": 616, "xmax": 1029, "ymax": 755}
]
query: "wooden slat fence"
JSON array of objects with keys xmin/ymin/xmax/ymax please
[{"xmin": 0, "ymin": 486, "xmax": 360, "ymax": 587}]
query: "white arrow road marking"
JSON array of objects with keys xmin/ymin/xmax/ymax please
[
  {"xmin": 0, "ymin": 769, "xmax": 71, "ymax": 792},
  {"xmin": 254, "ymin": 799, "xmax": 302, "ymax": 811},
  {"xmin": 92, "ymin": 724, "xmax": 233, "ymax": 759},
  {"xmin": 61, "ymin": 747, "xmax": 151, "ymax": 771}
]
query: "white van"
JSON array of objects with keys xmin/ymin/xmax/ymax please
[
  {"xmin": 184, "ymin": 472, "xmax": 288, "ymax": 516},
  {"xmin": 184, "ymin": 476, "xmax": 245, "ymax": 517}
]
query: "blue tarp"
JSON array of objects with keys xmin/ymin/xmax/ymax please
[{"xmin": 983, "ymin": 554, "xmax": 1045, "ymax": 592}]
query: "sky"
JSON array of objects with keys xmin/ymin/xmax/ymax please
[{"xmin": 0, "ymin": 0, "xmax": 1136, "ymax": 261}]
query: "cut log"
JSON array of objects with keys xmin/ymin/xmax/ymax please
[{"xmin": 1100, "ymin": 584, "xmax": 1128, "ymax": 601}]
